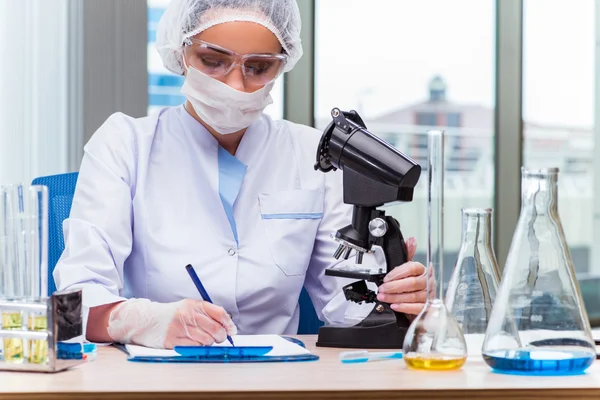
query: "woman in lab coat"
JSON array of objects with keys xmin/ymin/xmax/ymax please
[{"xmin": 53, "ymin": 0, "xmax": 430, "ymax": 349}]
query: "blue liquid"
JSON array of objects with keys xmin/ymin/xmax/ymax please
[{"xmin": 483, "ymin": 349, "xmax": 595, "ymax": 375}]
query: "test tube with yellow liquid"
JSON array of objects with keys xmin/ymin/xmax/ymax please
[
  {"xmin": 2, "ymin": 311, "xmax": 24, "ymax": 363},
  {"xmin": 0, "ymin": 185, "xmax": 48, "ymax": 365},
  {"xmin": 1, "ymin": 185, "xmax": 25, "ymax": 363},
  {"xmin": 401, "ymin": 131, "xmax": 467, "ymax": 371},
  {"xmin": 25, "ymin": 186, "xmax": 49, "ymax": 365},
  {"xmin": 27, "ymin": 313, "xmax": 47, "ymax": 364}
]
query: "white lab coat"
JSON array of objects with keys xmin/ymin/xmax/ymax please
[{"xmin": 54, "ymin": 105, "xmax": 380, "ymax": 335}]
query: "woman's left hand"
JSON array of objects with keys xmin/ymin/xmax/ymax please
[{"xmin": 376, "ymin": 237, "xmax": 434, "ymax": 316}]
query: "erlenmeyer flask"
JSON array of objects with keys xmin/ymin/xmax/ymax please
[
  {"xmin": 482, "ymin": 168, "xmax": 596, "ymax": 375},
  {"xmin": 445, "ymin": 208, "xmax": 501, "ymax": 353},
  {"xmin": 402, "ymin": 130, "xmax": 467, "ymax": 370}
]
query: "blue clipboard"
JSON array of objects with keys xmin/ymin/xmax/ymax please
[
  {"xmin": 116, "ymin": 337, "xmax": 319, "ymax": 363},
  {"xmin": 175, "ymin": 345, "xmax": 273, "ymax": 357}
]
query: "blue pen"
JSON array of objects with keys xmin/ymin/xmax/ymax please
[{"xmin": 185, "ymin": 264, "xmax": 235, "ymax": 346}]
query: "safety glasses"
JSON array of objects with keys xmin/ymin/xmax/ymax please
[{"xmin": 183, "ymin": 38, "xmax": 288, "ymax": 86}]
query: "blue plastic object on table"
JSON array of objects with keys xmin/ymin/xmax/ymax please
[{"xmin": 174, "ymin": 346, "xmax": 273, "ymax": 358}]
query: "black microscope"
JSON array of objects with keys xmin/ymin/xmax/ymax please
[{"xmin": 314, "ymin": 108, "xmax": 421, "ymax": 349}]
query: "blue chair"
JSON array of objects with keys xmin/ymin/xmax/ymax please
[
  {"xmin": 32, "ymin": 172, "xmax": 79, "ymax": 295},
  {"xmin": 297, "ymin": 289, "xmax": 323, "ymax": 334},
  {"xmin": 32, "ymin": 172, "xmax": 323, "ymax": 334}
]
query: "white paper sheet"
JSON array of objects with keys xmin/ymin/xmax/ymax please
[{"xmin": 125, "ymin": 334, "xmax": 310, "ymax": 358}]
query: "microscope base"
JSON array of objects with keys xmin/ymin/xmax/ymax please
[
  {"xmin": 315, "ymin": 322, "xmax": 408, "ymax": 349},
  {"xmin": 315, "ymin": 304, "xmax": 410, "ymax": 349}
]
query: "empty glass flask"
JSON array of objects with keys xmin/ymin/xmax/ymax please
[
  {"xmin": 446, "ymin": 208, "xmax": 501, "ymax": 346},
  {"xmin": 482, "ymin": 168, "xmax": 595, "ymax": 375}
]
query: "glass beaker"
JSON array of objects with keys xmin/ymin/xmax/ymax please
[
  {"xmin": 482, "ymin": 168, "xmax": 596, "ymax": 375},
  {"xmin": 402, "ymin": 130, "xmax": 467, "ymax": 370},
  {"xmin": 445, "ymin": 208, "xmax": 501, "ymax": 353}
]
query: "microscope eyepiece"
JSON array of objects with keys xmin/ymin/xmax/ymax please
[{"xmin": 315, "ymin": 108, "xmax": 421, "ymax": 207}]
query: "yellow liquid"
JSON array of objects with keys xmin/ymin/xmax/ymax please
[
  {"xmin": 2, "ymin": 312, "xmax": 24, "ymax": 364},
  {"xmin": 404, "ymin": 355, "xmax": 467, "ymax": 371},
  {"xmin": 28, "ymin": 314, "xmax": 48, "ymax": 364}
]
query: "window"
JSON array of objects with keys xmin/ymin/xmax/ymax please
[
  {"xmin": 146, "ymin": 0, "xmax": 284, "ymax": 119},
  {"xmin": 147, "ymin": 2, "xmax": 187, "ymax": 115},
  {"xmin": 416, "ymin": 112, "xmax": 438, "ymax": 127},
  {"xmin": 446, "ymin": 113, "xmax": 462, "ymax": 128},
  {"xmin": 0, "ymin": 1, "xmax": 72, "ymax": 185},
  {"xmin": 522, "ymin": 0, "xmax": 595, "ymax": 275},
  {"xmin": 522, "ymin": 0, "xmax": 600, "ymax": 321},
  {"xmin": 315, "ymin": 0, "xmax": 496, "ymax": 284}
]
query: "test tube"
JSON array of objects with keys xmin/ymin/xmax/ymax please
[
  {"xmin": 427, "ymin": 130, "xmax": 444, "ymax": 301},
  {"xmin": 427, "ymin": 130, "xmax": 449, "ymax": 353},
  {"xmin": 26, "ymin": 186, "xmax": 48, "ymax": 364},
  {"xmin": 0, "ymin": 185, "xmax": 24, "ymax": 364},
  {"xmin": 0, "ymin": 185, "xmax": 49, "ymax": 365},
  {"xmin": 27, "ymin": 312, "xmax": 47, "ymax": 364}
]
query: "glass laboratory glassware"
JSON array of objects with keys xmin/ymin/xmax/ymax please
[
  {"xmin": 482, "ymin": 168, "xmax": 596, "ymax": 375},
  {"xmin": 24, "ymin": 185, "xmax": 48, "ymax": 364},
  {"xmin": 0, "ymin": 185, "xmax": 24, "ymax": 363},
  {"xmin": 445, "ymin": 208, "xmax": 501, "ymax": 354},
  {"xmin": 402, "ymin": 130, "xmax": 467, "ymax": 371},
  {"xmin": 0, "ymin": 184, "xmax": 48, "ymax": 364}
]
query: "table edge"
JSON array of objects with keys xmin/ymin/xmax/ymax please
[{"xmin": 2, "ymin": 388, "xmax": 600, "ymax": 400}]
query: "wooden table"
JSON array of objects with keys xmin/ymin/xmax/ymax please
[{"xmin": 0, "ymin": 335, "xmax": 599, "ymax": 399}]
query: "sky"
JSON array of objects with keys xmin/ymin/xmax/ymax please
[
  {"xmin": 315, "ymin": 0, "xmax": 495, "ymax": 120},
  {"xmin": 314, "ymin": 0, "xmax": 595, "ymax": 128},
  {"xmin": 522, "ymin": 0, "xmax": 595, "ymax": 128}
]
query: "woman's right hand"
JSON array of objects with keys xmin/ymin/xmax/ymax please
[{"xmin": 106, "ymin": 298, "xmax": 237, "ymax": 349}]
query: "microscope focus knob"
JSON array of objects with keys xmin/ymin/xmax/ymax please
[{"xmin": 368, "ymin": 218, "xmax": 388, "ymax": 238}]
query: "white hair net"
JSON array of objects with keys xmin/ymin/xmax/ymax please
[{"xmin": 156, "ymin": 0, "xmax": 303, "ymax": 76}]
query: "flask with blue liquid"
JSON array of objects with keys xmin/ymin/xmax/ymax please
[{"xmin": 482, "ymin": 167, "xmax": 596, "ymax": 375}]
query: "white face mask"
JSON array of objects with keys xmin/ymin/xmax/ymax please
[{"xmin": 180, "ymin": 66, "xmax": 274, "ymax": 135}]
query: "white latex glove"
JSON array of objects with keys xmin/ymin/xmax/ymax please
[{"xmin": 107, "ymin": 298, "xmax": 237, "ymax": 349}]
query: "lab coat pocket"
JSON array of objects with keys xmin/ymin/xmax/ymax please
[{"xmin": 258, "ymin": 189, "xmax": 324, "ymax": 276}]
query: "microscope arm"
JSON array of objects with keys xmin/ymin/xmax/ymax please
[
  {"xmin": 329, "ymin": 211, "xmax": 414, "ymax": 328},
  {"xmin": 380, "ymin": 216, "xmax": 413, "ymax": 327}
]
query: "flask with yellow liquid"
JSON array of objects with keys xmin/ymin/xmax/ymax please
[{"xmin": 402, "ymin": 130, "xmax": 467, "ymax": 371}]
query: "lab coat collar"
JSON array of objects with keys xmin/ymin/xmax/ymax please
[
  {"xmin": 175, "ymin": 104, "xmax": 218, "ymax": 148},
  {"xmin": 234, "ymin": 116, "xmax": 269, "ymax": 167},
  {"xmin": 176, "ymin": 104, "xmax": 269, "ymax": 166}
]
